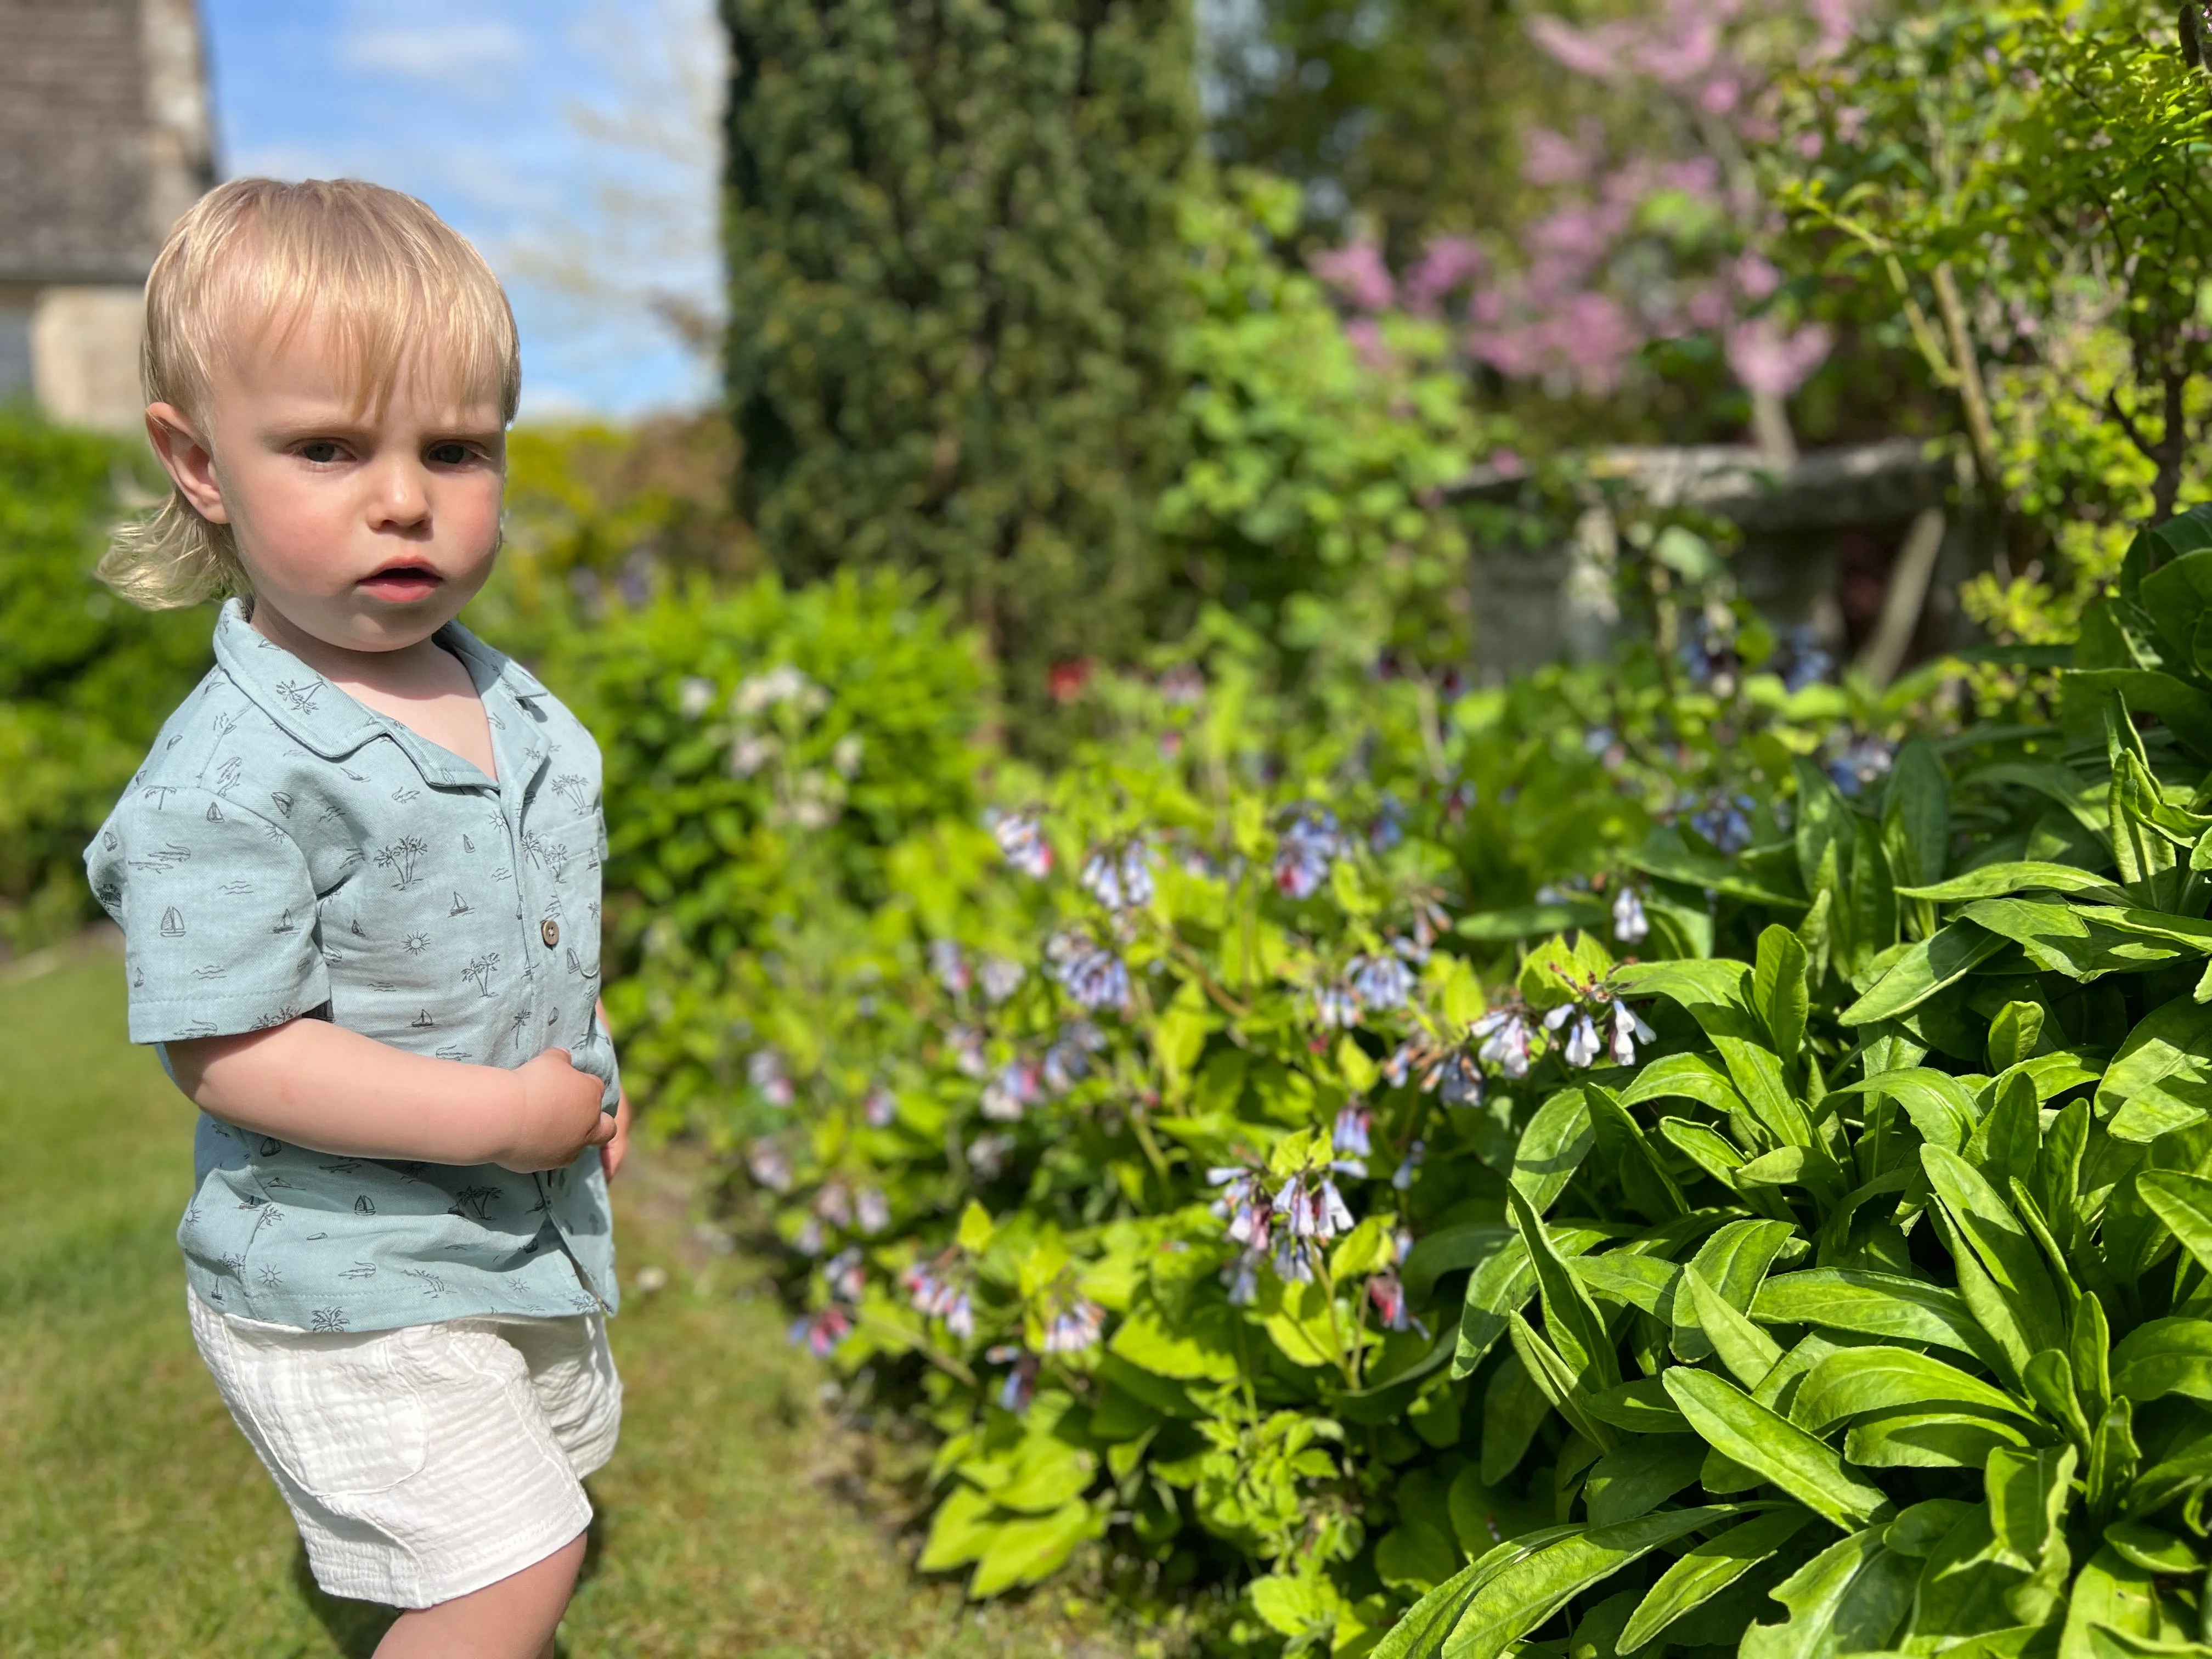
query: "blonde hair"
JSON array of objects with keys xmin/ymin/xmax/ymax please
[{"xmin": 101, "ymin": 177, "xmax": 521, "ymax": 609}]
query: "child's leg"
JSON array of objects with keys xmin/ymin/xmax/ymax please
[{"xmin": 373, "ymin": 1530, "xmax": 587, "ymax": 1659}]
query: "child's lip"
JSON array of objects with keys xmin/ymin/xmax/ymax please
[{"xmin": 359, "ymin": 563, "xmax": 442, "ymax": 595}]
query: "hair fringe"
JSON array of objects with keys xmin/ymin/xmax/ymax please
[{"xmin": 98, "ymin": 490, "xmax": 246, "ymax": 610}]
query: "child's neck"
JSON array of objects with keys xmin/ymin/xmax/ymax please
[
  {"xmin": 246, "ymin": 595, "xmax": 500, "ymax": 780},
  {"xmin": 247, "ymin": 594, "xmax": 458, "ymax": 699}
]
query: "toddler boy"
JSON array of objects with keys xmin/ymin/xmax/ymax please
[{"xmin": 86, "ymin": 177, "xmax": 627, "ymax": 1658}]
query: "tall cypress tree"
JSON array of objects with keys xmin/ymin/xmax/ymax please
[{"xmin": 720, "ymin": 0, "xmax": 1198, "ymax": 708}]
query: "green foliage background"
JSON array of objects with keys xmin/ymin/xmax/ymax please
[{"xmin": 0, "ymin": 415, "xmax": 208, "ymax": 952}]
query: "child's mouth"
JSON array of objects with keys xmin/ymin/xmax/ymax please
[{"xmin": 359, "ymin": 564, "xmax": 443, "ymax": 602}]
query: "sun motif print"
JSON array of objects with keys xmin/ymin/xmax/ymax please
[{"xmin": 86, "ymin": 599, "xmax": 620, "ymax": 1333}]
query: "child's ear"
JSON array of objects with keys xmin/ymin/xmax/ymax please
[{"xmin": 145, "ymin": 402, "xmax": 229, "ymax": 524}]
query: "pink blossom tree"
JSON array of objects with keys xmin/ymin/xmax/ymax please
[{"xmin": 1314, "ymin": 0, "xmax": 1866, "ymax": 461}]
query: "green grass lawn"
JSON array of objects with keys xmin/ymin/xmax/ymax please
[{"xmin": 0, "ymin": 942, "xmax": 1124, "ymax": 1658}]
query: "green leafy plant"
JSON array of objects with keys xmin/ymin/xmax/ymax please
[
  {"xmin": 0, "ymin": 412, "xmax": 210, "ymax": 952},
  {"xmin": 1386, "ymin": 505, "xmax": 2212, "ymax": 1657}
]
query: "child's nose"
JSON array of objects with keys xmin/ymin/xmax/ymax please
[{"xmin": 367, "ymin": 461, "xmax": 433, "ymax": 529}]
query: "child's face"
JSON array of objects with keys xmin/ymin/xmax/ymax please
[{"xmin": 147, "ymin": 311, "xmax": 506, "ymax": 655}]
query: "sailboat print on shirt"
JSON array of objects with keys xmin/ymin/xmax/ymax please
[
  {"xmin": 449, "ymin": 891, "xmax": 472, "ymax": 916},
  {"xmin": 159, "ymin": 906, "xmax": 185, "ymax": 938},
  {"xmin": 412, "ymin": 1009, "xmax": 435, "ymax": 1029}
]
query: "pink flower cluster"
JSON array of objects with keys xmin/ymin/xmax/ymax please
[{"xmin": 1312, "ymin": 0, "xmax": 1864, "ymax": 404}]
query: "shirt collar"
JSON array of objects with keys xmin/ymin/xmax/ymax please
[{"xmin": 210, "ymin": 597, "xmax": 549, "ymax": 788}]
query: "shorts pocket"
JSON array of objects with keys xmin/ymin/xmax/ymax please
[{"xmin": 235, "ymin": 1334, "xmax": 431, "ymax": 1499}]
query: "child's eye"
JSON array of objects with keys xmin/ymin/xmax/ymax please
[
  {"xmin": 297, "ymin": 440, "xmax": 344, "ymax": 464},
  {"xmin": 426, "ymin": 442, "xmax": 476, "ymax": 466}
]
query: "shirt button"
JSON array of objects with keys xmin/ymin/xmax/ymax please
[{"xmin": 541, "ymin": 918, "xmax": 561, "ymax": 947}]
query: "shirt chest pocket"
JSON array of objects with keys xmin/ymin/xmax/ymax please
[{"xmin": 516, "ymin": 800, "xmax": 602, "ymax": 985}]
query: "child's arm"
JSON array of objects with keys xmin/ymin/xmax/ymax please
[{"xmin": 168, "ymin": 1022, "xmax": 614, "ymax": 1172}]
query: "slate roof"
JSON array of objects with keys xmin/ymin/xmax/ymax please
[{"xmin": 0, "ymin": 0, "xmax": 215, "ymax": 286}]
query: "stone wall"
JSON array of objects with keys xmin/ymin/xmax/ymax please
[{"xmin": 1460, "ymin": 440, "xmax": 1983, "ymax": 684}]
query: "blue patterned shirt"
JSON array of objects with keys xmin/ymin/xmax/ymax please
[{"xmin": 85, "ymin": 599, "xmax": 620, "ymax": 1333}]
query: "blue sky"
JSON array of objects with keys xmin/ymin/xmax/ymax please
[{"xmin": 200, "ymin": 0, "xmax": 723, "ymax": 420}]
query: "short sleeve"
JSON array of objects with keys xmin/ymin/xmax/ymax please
[{"xmin": 86, "ymin": 784, "xmax": 330, "ymax": 1044}]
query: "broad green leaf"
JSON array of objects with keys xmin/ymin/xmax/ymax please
[
  {"xmin": 1660, "ymin": 1115, "xmax": 1757, "ymax": 1193},
  {"xmin": 1756, "ymin": 924, "xmax": 1811, "ymax": 1069},
  {"xmin": 1509, "ymin": 1312, "xmax": 1611, "ymax": 1452},
  {"xmin": 1585, "ymin": 1376, "xmax": 1690, "ymax": 1435},
  {"xmin": 1959, "ymin": 896, "xmax": 2199, "ymax": 981},
  {"xmin": 1897, "ymin": 862, "xmax": 2123, "ymax": 903},
  {"xmin": 1987, "ymin": 1444, "xmax": 2077, "ymax": 1573},
  {"xmin": 1751, "ymin": 1269, "xmax": 1987, "ymax": 1356},
  {"xmin": 1249, "ymin": 1570, "xmax": 1344, "ymax": 1639},
  {"xmin": 966, "ymin": 1497, "xmax": 1100, "ymax": 1597},
  {"xmin": 2097, "ymin": 997, "xmax": 2212, "ymax": 1144},
  {"xmin": 1681, "ymin": 1262, "xmax": 1784, "ymax": 1387},
  {"xmin": 1840, "ymin": 921, "xmax": 2007, "ymax": 1025},
  {"xmin": 1852, "ymin": 817, "xmax": 1899, "ymax": 976},
  {"xmin": 917, "ymin": 1482, "xmax": 999, "ymax": 1571},
  {"xmin": 1506, "ymin": 1185, "xmax": 1618, "ymax": 1390},
  {"xmin": 1790, "ymin": 1346, "xmax": 2035, "ymax": 1436},
  {"xmin": 957, "ymin": 1200, "xmax": 996, "ymax": 1253},
  {"xmin": 1512, "ymin": 1087, "xmax": 1594, "ymax": 1215},
  {"xmin": 1669, "ymin": 1217, "xmax": 1798, "ymax": 1361},
  {"xmin": 1987, "ymin": 1000, "xmax": 2046, "ymax": 1073},
  {"xmin": 1367, "ymin": 1528, "xmax": 1581, "ymax": 1659},
  {"xmin": 1619, "ymin": 1508, "xmax": 1813, "ymax": 1652},
  {"xmin": 2058, "ymin": 1545, "xmax": 2160, "ymax": 1659},
  {"xmin": 1844, "ymin": 1408, "xmax": 2036, "ymax": 1469},
  {"xmin": 2089, "ymin": 1401, "xmax": 2143, "ymax": 1527},
  {"xmin": 1883, "ymin": 740, "xmax": 1950, "ymax": 890},
  {"xmin": 1454, "ymin": 1225, "xmax": 1610, "ymax": 1378},
  {"xmin": 1480, "ymin": 1353, "xmax": 1554, "ymax": 1485},
  {"xmin": 1108, "ymin": 1299, "xmax": 1243, "ymax": 1383},
  {"xmin": 1884, "ymin": 1498, "xmax": 1973, "ymax": 1557},
  {"xmin": 1837, "ymin": 1067, "xmax": 1982, "ymax": 1154},
  {"xmin": 1741, "ymin": 1527, "xmax": 1911, "ymax": 1659},
  {"xmin": 1905, "ymin": 1505, "xmax": 2016, "ymax": 1648},
  {"xmin": 1663, "ymin": 1367, "xmax": 1891, "ymax": 1530},
  {"xmin": 1622, "ymin": 1051, "xmax": 1751, "ymax": 1115},
  {"xmin": 1796, "ymin": 758, "xmax": 1854, "ymax": 896},
  {"xmin": 2111, "ymin": 1318, "xmax": 2212, "ymax": 1405},
  {"xmin": 1612, "ymin": 958, "xmax": 1754, "ymax": 1011},
  {"xmin": 1922, "ymin": 1146, "xmax": 2068, "ymax": 1360},
  {"xmin": 2101, "ymin": 1521, "xmax": 2198, "ymax": 1576},
  {"xmin": 1432, "ymin": 1507, "xmax": 1741, "ymax": 1659},
  {"xmin": 2085, "ymin": 1629, "xmax": 2212, "ymax": 1659},
  {"xmin": 1573, "ymin": 1251, "xmax": 1677, "ymax": 1314},
  {"xmin": 2064, "ymin": 669, "xmax": 2212, "ymax": 760},
  {"xmin": 1583, "ymin": 1435, "xmax": 1707, "ymax": 1527},
  {"xmin": 1587, "ymin": 1084, "xmax": 1687, "ymax": 1220},
  {"xmin": 1967, "ymin": 1073, "xmax": 2041, "ymax": 1194},
  {"xmin": 2140, "ymin": 1171, "xmax": 2212, "ymax": 1279}
]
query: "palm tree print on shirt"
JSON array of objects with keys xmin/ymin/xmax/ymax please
[
  {"xmin": 461, "ymin": 953, "xmax": 501, "ymax": 997},
  {"xmin": 374, "ymin": 835, "xmax": 428, "ymax": 890}
]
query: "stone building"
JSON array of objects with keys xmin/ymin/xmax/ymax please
[{"xmin": 0, "ymin": 0, "xmax": 215, "ymax": 432}]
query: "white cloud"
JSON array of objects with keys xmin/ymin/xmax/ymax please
[{"xmin": 341, "ymin": 20, "xmax": 526, "ymax": 87}]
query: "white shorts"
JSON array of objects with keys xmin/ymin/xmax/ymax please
[{"xmin": 188, "ymin": 1290, "xmax": 622, "ymax": 1609}]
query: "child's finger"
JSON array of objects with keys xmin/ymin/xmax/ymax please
[{"xmin": 586, "ymin": 1113, "xmax": 618, "ymax": 1147}]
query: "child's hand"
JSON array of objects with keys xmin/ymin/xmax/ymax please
[
  {"xmin": 496, "ymin": 1048, "xmax": 618, "ymax": 1173},
  {"xmin": 601, "ymin": 1086, "xmax": 633, "ymax": 1182}
]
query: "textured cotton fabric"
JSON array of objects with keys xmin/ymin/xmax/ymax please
[
  {"xmin": 86, "ymin": 599, "xmax": 619, "ymax": 1330},
  {"xmin": 189, "ymin": 1290, "xmax": 620, "ymax": 1607}
]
